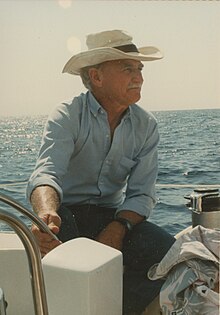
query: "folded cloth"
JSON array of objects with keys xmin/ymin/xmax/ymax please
[{"xmin": 148, "ymin": 225, "xmax": 220, "ymax": 315}]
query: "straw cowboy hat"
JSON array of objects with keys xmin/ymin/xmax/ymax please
[{"xmin": 62, "ymin": 29, "xmax": 163, "ymax": 75}]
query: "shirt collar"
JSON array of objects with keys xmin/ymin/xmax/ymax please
[
  {"xmin": 88, "ymin": 91, "xmax": 132, "ymax": 119},
  {"xmin": 88, "ymin": 91, "xmax": 101, "ymax": 117}
]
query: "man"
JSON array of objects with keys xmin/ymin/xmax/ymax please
[{"xmin": 27, "ymin": 30, "xmax": 175, "ymax": 314}]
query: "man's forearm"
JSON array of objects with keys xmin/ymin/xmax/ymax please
[{"xmin": 30, "ymin": 185, "xmax": 60, "ymax": 215}]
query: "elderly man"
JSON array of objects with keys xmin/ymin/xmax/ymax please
[{"xmin": 27, "ymin": 30, "xmax": 175, "ymax": 315}]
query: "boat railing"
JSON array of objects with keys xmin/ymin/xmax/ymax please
[{"xmin": 0, "ymin": 193, "xmax": 58, "ymax": 315}]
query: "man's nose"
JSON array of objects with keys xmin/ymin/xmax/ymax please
[{"xmin": 132, "ymin": 70, "xmax": 143, "ymax": 83}]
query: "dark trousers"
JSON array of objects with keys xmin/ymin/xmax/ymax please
[{"xmin": 57, "ymin": 205, "xmax": 175, "ymax": 315}]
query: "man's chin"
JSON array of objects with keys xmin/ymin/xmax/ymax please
[{"xmin": 129, "ymin": 92, "xmax": 141, "ymax": 104}]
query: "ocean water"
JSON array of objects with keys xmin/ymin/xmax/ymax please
[{"xmin": 0, "ymin": 109, "xmax": 219, "ymax": 235}]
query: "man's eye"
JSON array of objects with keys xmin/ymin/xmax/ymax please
[
  {"xmin": 124, "ymin": 67, "xmax": 132, "ymax": 72},
  {"xmin": 123, "ymin": 66, "xmax": 143, "ymax": 73}
]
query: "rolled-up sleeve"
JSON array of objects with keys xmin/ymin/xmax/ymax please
[
  {"xmin": 26, "ymin": 104, "xmax": 76, "ymax": 202},
  {"xmin": 116, "ymin": 118, "xmax": 159, "ymax": 218}
]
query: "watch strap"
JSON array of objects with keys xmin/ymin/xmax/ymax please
[{"xmin": 114, "ymin": 217, "xmax": 133, "ymax": 231}]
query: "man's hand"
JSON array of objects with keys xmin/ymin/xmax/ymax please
[
  {"xmin": 30, "ymin": 186, "xmax": 62, "ymax": 257},
  {"xmin": 96, "ymin": 210, "xmax": 145, "ymax": 250},
  {"xmin": 96, "ymin": 221, "xmax": 127, "ymax": 251},
  {"xmin": 31, "ymin": 212, "xmax": 62, "ymax": 257}
]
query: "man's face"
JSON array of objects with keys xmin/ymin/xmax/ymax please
[{"xmin": 97, "ymin": 59, "xmax": 144, "ymax": 107}]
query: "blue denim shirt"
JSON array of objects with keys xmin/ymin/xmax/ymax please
[{"xmin": 27, "ymin": 91, "xmax": 159, "ymax": 218}]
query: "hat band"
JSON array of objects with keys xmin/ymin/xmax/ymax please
[{"xmin": 114, "ymin": 44, "xmax": 139, "ymax": 53}]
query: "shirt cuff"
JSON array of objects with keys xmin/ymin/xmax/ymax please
[{"xmin": 115, "ymin": 195, "xmax": 156, "ymax": 218}]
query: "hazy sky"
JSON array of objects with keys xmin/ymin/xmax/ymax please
[{"xmin": 1, "ymin": 0, "xmax": 219, "ymax": 116}]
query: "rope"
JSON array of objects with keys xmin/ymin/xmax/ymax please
[
  {"xmin": 0, "ymin": 182, "xmax": 219, "ymax": 188},
  {"xmin": 156, "ymin": 184, "xmax": 220, "ymax": 188}
]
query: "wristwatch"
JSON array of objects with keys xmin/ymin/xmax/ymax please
[{"xmin": 114, "ymin": 217, "xmax": 134, "ymax": 232}]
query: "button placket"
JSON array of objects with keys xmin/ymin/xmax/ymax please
[
  {"xmin": 97, "ymin": 111, "xmax": 127, "ymax": 192},
  {"xmin": 97, "ymin": 109, "xmax": 111, "ymax": 191}
]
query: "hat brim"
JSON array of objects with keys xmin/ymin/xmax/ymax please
[{"xmin": 62, "ymin": 46, "xmax": 163, "ymax": 75}]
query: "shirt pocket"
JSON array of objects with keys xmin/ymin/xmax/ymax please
[{"xmin": 114, "ymin": 157, "xmax": 136, "ymax": 183}]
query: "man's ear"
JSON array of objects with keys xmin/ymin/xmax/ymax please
[{"xmin": 88, "ymin": 68, "xmax": 103, "ymax": 88}]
